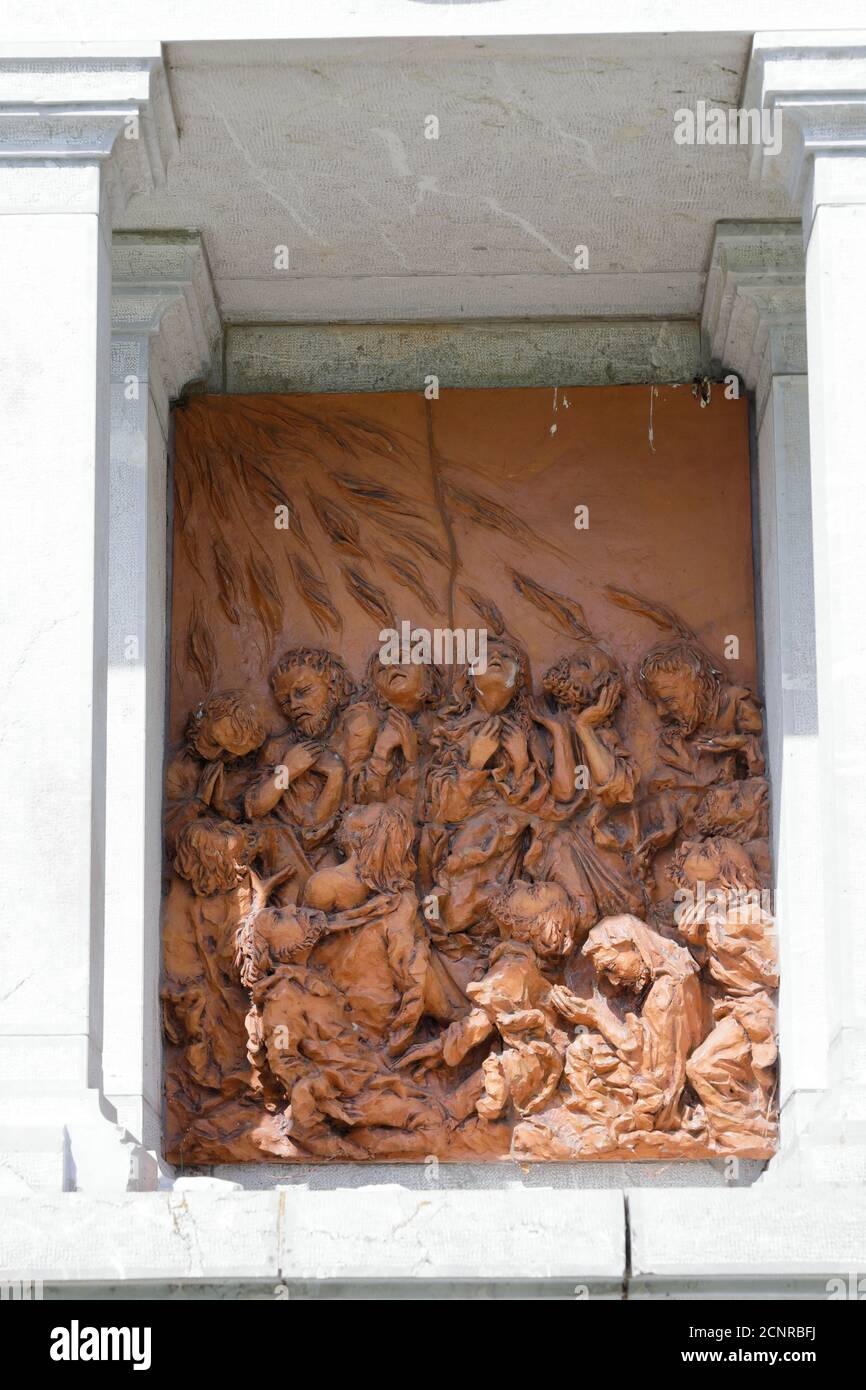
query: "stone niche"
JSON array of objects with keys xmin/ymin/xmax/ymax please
[{"xmin": 162, "ymin": 385, "xmax": 775, "ymax": 1165}]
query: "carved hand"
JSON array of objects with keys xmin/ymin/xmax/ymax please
[
  {"xmin": 199, "ymin": 761, "xmax": 241, "ymax": 820},
  {"xmin": 694, "ymin": 733, "xmax": 747, "ymax": 753},
  {"xmin": 549, "ymin": 984, "xmax": 596, "ymax": 1026},
  {"xmin": 467, "ymin": 716, "xmax": 500, "ymax": 769},
  {"xmin": 574, "ymin": 678, "xmax": 622, "ymax": 730},
  {"xmin": 283, "ymin": 739, "xmax": 321, "ymax": 778},
  {"xmin": 374, "ymin": 709, "xmax": 417, "ymax": 762},
  {"xmin": 500, "ymin": 717, "xmax": 529, "ymax": 776},
  {"xmin": 391, "ymin": 708, "xmax": 418, "ymax": 762}
]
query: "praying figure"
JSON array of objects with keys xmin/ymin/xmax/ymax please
[
  {"xmin": 513, "ymin": 913, "xmax": 704, "ymax": 1158},
  {"xmin": 421, "ymin": 637, "xmax": 575, "ymax": 946},
  {"xmin": 243, "ymin": 647, "xmax": 355, "ymax": 879},
  {"xmin": 334, "ymin": 650, "xmax": 444, "ymax": 812}
]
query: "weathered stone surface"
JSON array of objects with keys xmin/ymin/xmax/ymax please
[
  {"xmin": 629, "ymin": 1186, "xmax": 866, "ymax": 1293},
  {"xmin": 224, "ymin": 322, "xmax": 701, "ymax": 394},
  {"xmin": 0, "ymin": 1191, "xmax": 281, "ymax": 1283},
  {"xmin": 279, "ymin": 1185, "xmax": 625, "ymax": 1284}
]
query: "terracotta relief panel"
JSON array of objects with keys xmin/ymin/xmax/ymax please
[{"xmin": 163, "ymin": 386, "xmax": 776, "ymax": 1164}]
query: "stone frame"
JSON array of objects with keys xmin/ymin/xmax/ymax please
[{"xmin": 2, "ymin": 34, "xmax": 866, "ymax": 1296}]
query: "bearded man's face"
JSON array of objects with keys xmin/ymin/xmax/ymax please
[{"xmin": 273, "ymin": 664, "xmax": 334, "ymax": 736}]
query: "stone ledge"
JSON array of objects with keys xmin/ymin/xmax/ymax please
[
  {"xmin": 0, "ymin": 1190, "xmax": 281, "ymax": 1284},
  {"xmin": 222, "ymin": 320, "xmax": 701, "ymax": 395},
  {"xmin": 3, "ymin": 1186, "xmax": 865, "ymax": 1295},
  {"xmin": 0, "ymin": 1186, "xmax": 624, "ymax": 1289},
  {"xmin": 628, "ymin": 1186, "xmax": 866, "ymax": 1297},
  {"xmin": 281, "ymin": 1186, "xmax": 624, "ymax": 1283}
]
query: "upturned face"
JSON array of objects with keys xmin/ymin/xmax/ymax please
[
  {"xmin": 374, "ymin": 660, "xmax": 426, "ymax": 713},
  {"xmin": 226, "ymin": 826, "xmax": 252, "ymax": 863},
  {"xmin": 644, "ymin": 667, "xmax": 703, "ymax": 733},
  {"xmin": 273, "ymin": 664, "xmax": 333, "ymax": 736},
  {"xmin": 678, "ymin": 912, "xmax": 707, "ymax": 948},
  {"xmin": 678, "ymin": 836, "xmax": 755, "ymax": 891},
  {"xmin": 677, "ymin": 838, "xmax": 725, "ymax": 886},
  {"xmin": 472, "ymin": 647, "xmax": 519, "ymax": 714}
]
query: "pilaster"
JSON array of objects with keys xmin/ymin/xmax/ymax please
[
  {"xmin": 744, "ymin": 33, "xmax": 866, "ymax": 1183},
  {"xmin": 0, "ymin": 51, "xmax": 179, "ymax": 1192},
  {"xmin": 105, "ymin": 234, "xmax": 219, "ymax": 1161}
]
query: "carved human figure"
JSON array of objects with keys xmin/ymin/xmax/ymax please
[
  {"xmin": 243, "ymin": 648, "xmax": 355, "ymax": 882},
  {"xmin": 164, "ymin": 398, "xmax": 775, "ymax": 1166},
  {"xmin": 422, "ymin": 637, "xmax": 571, "ymax": 944},
  {"xmin": 639, "ymin": 639, "xmax": 764, "ymax": 776},
  {"xmin": 691, "ymin": 776, "xmax": 769, "ymax": 842},
  {"xmin": 397, "ymin": 880, "xmax": 576, "ymax": 1123},
  {"xmin": 234, "ymin": 866, "xmax": 445, "ymax": 1158},
  {"xmin": 633, "ymin": 639, "xmax": 765, "ymax": 875},
  {"xmin": 335, "ymin": 652, "xmax": 443, "ymax": 811},
  {"xmin": 669, "ymin": 837, "xmax": 778, "ymax": 1155},
  {"xmin": 688, "ymin": 776, "xmax": 771, "ymax": 884},
  {"xmin": 163, "ymin": 818, "xmax": 263, "ymax": 1097},
  {"xmin": 301, "ymin": 802, "xmax": 465, "ymax": 1056},
  {"xmin": 514, "ymin": 914, "xmax": 704, "ymax": 1158},
  {"xmin": 524, "ymin": 644, "xmax": 646, "ymax": 935},
  {"xmin": 164, "ymin": 691, "xmax": 266, "ymax": 852}
]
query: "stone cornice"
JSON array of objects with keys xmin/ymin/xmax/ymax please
[
  {"xmin": 0, "ymin": 52, "xmax": 178, "ymax": 219},
  {"xmin": 111, "ymin": 232, "xmax": 221, "ymax": 402},
  {"xmin": 702, "ymin": 221, "xmax": 805, "ymax": 425},
  {"xmin": 744, "ymin": 34, "xmax": 866, "ymax": 229}
]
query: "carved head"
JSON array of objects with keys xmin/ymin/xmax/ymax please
[
  {"xmin": 668, "ymin": 836, "xmax": 760, "ymax": 895},
  {"xmin": 336, "ymin": 802, "xmax": 415, "ymax": 893},
  {"xmin": 668, "ymin": 837, "xmax": 765, "ymax": 941},
  {"xmin": 692, "ymin": 777, "xmax": 769, "ymax": 842},
  {"xmin": 637, "ymin": 640, "xmax": 722, "ymax": 734},
  {"xmin": 581, "ymin": 914, "xmax": 696, "ymax": 993},
  {"xmin": 173, "ymin": 819, "xmax": 256, "ymax": 897},
  {"xmin": 271, "ymin": 647, "xmax": 356, "ymax": 737},
  {"xmin": 488, "ymin": 879, "xmax": 576, "ymax": 960},
  {"xmin": 365, "ymin": 650, "xmax": 442, "ymax": 714},
  {"xmin": 471, "ymin": 636, "xmax": 530, "ymax": 716},
  {"xmin": 543, "ymin": 642, "xmax": 623, "ymax": 712},
  {"xmin": 186, "ymin": 690, "xmax": 266, "ymax": 761},
  {"xmin": 584, "ymin": 940, "xmax": 649, "ymax": 992}
]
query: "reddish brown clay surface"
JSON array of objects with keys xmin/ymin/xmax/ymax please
[{"xmin": 163, "ymin": 386, "xmax": 775, "ymax": 1164}]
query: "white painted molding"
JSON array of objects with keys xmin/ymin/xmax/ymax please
[
  {"xmin": 744, "ymin": 34, "xmax": 866, "ymax": 231},
  {"xmin": 702, "ymin": 220, "xmax": 805, "ymax": 425},
  {"xmin": 112, "ymin": 232, "xmax": 221, "ymax": 402},
  {"xmin": 0, "ymin": 51, "xmax": 178, "ymax": 219}
]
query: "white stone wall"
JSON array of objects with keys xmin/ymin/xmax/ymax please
[{"xmin": 2, "ymin": 20, "xmax": 866, "ymax": 1294}]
